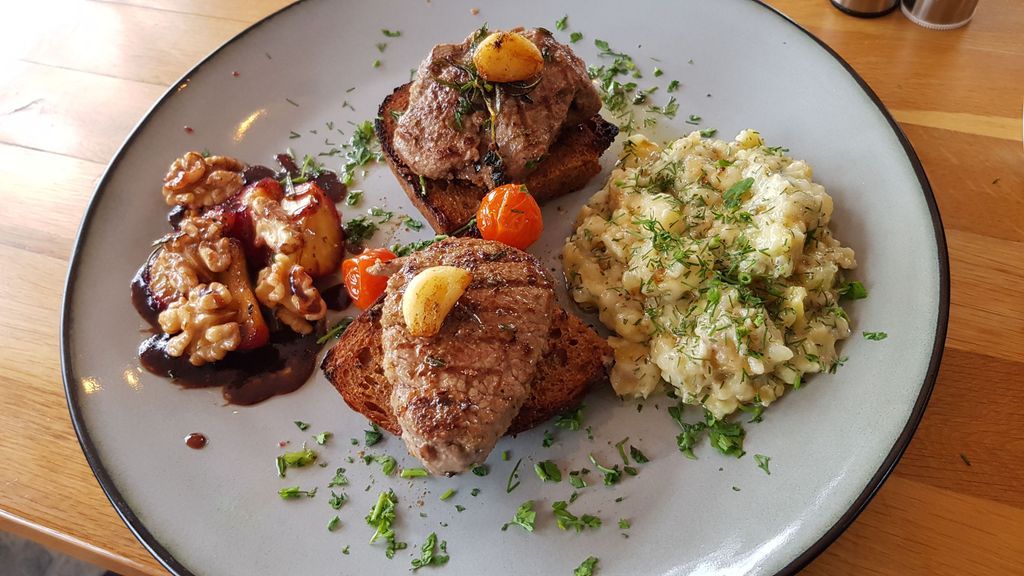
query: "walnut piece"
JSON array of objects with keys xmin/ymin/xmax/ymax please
[
  {"xmin": 148, "ymin": 216, "xmax": 233, "ymax": 304},
  {"xmin": 254, "ymin": 254, "xmax": 326, "ymax": 334},
  {"xmin": 163, "ymin": 151, "xmax": 244, "ymax": 208},
  {"xmin": 247, "ymin": 191, "xmax": 303, "ymax": 255},
  {"xmin": 159, "ymin": 282, "xmax": 241, "ymax": 366}
]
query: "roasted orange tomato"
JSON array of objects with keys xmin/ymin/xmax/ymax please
[
  {"xmin": 342, "ymin": 248, "xmax": 396, "ymax": 309},
  {"xmin": 476, "ymin": 183, "xmax": 543, "ymax": 250}
]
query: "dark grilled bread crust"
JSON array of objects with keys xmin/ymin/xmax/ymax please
[{"xmin": 321, "ymin": 301, "xmax": 611, "ymax": 437}]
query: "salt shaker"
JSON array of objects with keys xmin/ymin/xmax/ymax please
[{"xmin": 901, "ymin": 0, "xmax": 980, "ymax": 29}]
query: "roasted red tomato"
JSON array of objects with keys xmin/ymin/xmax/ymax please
[
  {"xmin": 342, "ymin": 248, "xmax": 397, "ymax": 309},
  {"xmin": 476, "ymin": 183, "xmax": 543, "ymax": 250}
]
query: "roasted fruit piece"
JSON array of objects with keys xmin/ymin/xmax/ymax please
[{"xmin": 281, "ymin": 182, "xmax": 344, "ymax": 278}]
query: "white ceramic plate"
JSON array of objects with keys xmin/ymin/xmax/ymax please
[{"xmin": 62, "ymin": 1, "xmax": 948, "ymax": 575}]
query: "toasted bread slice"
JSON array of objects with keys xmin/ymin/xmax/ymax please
[
  {"xmin": 375, "ymin": 83, "xmax": 619, "ymax": 235},
  {"xmin": 321, "ymin": 302, "xmax": 611, "ymax": 437}
]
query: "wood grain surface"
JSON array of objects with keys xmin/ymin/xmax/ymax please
[{"xmin": 1, "ymin": 1, "xmax": 1021, "ymax": 574}]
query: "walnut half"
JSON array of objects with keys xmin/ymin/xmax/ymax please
[
  {"xmin": 254, "ymin": 254, "xmax": 326, "ymax": 334},
  {"xmin": 158, "ymin": 282, "xmax": 241, "ymax": 366},
  {"xmin": 163, "ymin": 151, "xmax": 244, "ymax": 209}
]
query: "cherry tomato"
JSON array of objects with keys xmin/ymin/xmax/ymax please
[
  {"xmin": 342, "ymin": 248, "xmax": 396, "ymax": 309},
  {"xmin": 475, "ymin": 183, "xmax": 543, "ymax": 250}
]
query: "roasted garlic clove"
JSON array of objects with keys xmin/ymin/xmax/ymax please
[
  {"xmin": 402, "ymin": 265, "xmax": 473, "ymax": 337},
  {"xmin": 472, "ymin": 31, "xmax": 544, "ymax": 83}
]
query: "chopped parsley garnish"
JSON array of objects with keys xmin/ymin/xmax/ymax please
[
  {"xmin": 329, "ymin": 490, "xmax": 347, "ymax": 509},
  {"xmin": 327, "ymin": 467, "xmax": 349, "ymax": 487},
  {"xmin": 738, "ymin": 403, "xmax": 765, "ymax": 424},
  {"xmin": 317, "ymin": 317, "xmax": 354, "ymax": 344},
  {"xmin": 552, "ymin": 501, "xmax": 601, "ymax": 533},
  {"xmin": 341, "ymin": 545, "xmax": 350, "ymax": 555},
  {"xmin": 534, "ymin": 460, "xmax": 562, "ymax": 482},
  {"xmin": 618, "ymin": 518, "xmax": 631, "ymax": 530},
  {"xmin": 555, "ymin": 404, "xmax": 584, "ymax": 431},
  {"xmin": 570, "ymin": 31, "xmax": 583, "ymax": 43},
  {"xmin": 839, "ymin": 280, "xmax": 868, "ymax": 300},
  {"xmin": 327, "ymin": 516, "xmax": 341, "ymax": 532},
  {"xmin": 555, "ymin": 15, "xmax": 568, "ymax": 30},
  {"xmin": 276, "ymin": 446, "xmax": 318, "ymax": 477},
  {"xmin": 439, "ymin": 488, "xmax": 456, "ymax": 501},
  {"xmin": 345, "ymin": 190, "xmax": 363, "ymax": 206},
  {"xmin": 754, "ymin": 454, "xmax": 771, "ymax": 475},
  {"xmin": 723, "ymin": 177, "xmax": 755, "ymax": 210},
  {"xmin": 471, "ymin": 488, "xmax": 481, "ymax": 497},
  {"xmin": 507, "ymin": 458, "xmax": 523, "ymax": 493},
  {"xmin": 342, "ymin": 216, "xmax": 377, "ymax": 244},
  {"xmin": 376, "ymin": 42, "xmax": 387, "ymax": 53},
  {"xmin": 653, "ymin": 67, "xmax": 663, "ymax": 77},
  {"xmin": 629, "ymin": 446, "xmax": 650, "ymax": 464},
  {"xmin": 372, "ymin": 59, "xmax": 382, "ymax": 68},
  {"xmin": 667, "ymin": 79, "xmax": 680, "ymax": 92},
  {"xmin": 375, "ymin": 455, "xmax": 397, "ymax": 476},
  {"xmin": 542, "ymin": 430, "xmax": 555, "ymax": 447},
  {"xmin": 706, "ymin": 411, "xmax": 746, "ymax": 458},
  {"xmin": 471, "ymin": 464, "xmax": 489, "ymax": 477},
  {"xmin": 502, "ymin": 450, "xmax": 510, "ymax": 461},
  {"xmin": 588, "ymin": 454, "xmax": 622, "ymax": 486},
  {"xmin": 700, "ymin": 128, "xmax": 718, "ymax": 137},
  {"xmin": 366, "ymin": 489, "xmax": 405, "ymax": 558},
  {"xmin": 400, "ymin": 467, "xmax": 429, "ymax": 479},
  {"xmin": 863, "ymin": 331, "xmax": 888, "ymax": 340},
  {"xmin": 686, "ymin": 114, "xmax": 702, "ymax": 124},
  {"xmin": 294, "ymin": 421, "xmax": 310, "ymax": 431},
  {"xmin": 574, "ymin": 557, "xmax": 599, "ymax": 576},
  {"xmin": 278, "ymin": 486, "xmax": 317, "ymax": 499},
  {"xmin": 411, "ymin": 532, "xmax": 449, "ymax": 571},
  {"xmin": 455, "ymin": 505, "xmax": 465, "ymax": 512},
  {"xmin": 391, "ymin": 234, "xmax": 448, "ymax": 257},
  {"xmin": 365, "ymin": 423, "xmax": 383, "ymax": 446},
  {"xmin": 502, "ymin": 500, "xmax": 537, "ymax": 532},
  {"xmin": 568, "ymin": 469, "xmax": 588, "ymax": 489},
  {"xmin": 614, "ymin": 437, "xmax": 630, "ymax": 465},
  {"xmin": 381, "ymin": 29, "xmax": 401, "ymax": 37},
  {"xmin": 339, "ymin": 120, "xmax": 381, "ymax": 186},
  {"xmin": 401, "ymin": 215, "xmax": 424, "ymax": 231},
  {"xmin": 314, "ymin": 432, "xmax": 332, "ymax": 446}
]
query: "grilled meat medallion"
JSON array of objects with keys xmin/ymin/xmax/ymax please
[
  {"xmin": 379, "ymin": 238, "xmax": 555, "ymax": 475},
  {"xmin": 392, "ymin": 27, "xmax": 602, "ymax": 190}
]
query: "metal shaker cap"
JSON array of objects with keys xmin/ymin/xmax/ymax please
[
  {"xmin": 831, "ymin": 0, "xmax": 899, "ymax": 18},
  {"xmin": 901, "ymin": 0, "xmax": 979, "ymax": 29}
]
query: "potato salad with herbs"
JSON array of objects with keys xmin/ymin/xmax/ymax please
[{"xmin": 563, "ymin": 130, "xmax": 858, "ymax": 419}]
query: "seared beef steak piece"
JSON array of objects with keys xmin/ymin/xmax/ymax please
[
  {"xmin": 379, "ymin": 238, "xmax": 555, "ymax": 474},
  {"xmin": 392, "ymin": 27, "xmax": 602, "ymax": 189}
]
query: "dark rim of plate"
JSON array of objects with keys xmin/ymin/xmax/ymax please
[{"xmin": 60, "ymin": 1, "xmax": 950, "ymax": 575}]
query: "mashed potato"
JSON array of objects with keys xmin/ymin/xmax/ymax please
[{"xmin": 563, "ymin": 130, "xmax": 857, "ymax": 419}]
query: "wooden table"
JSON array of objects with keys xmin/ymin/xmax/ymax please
[{"xmin": 1, "ymin": 1, "xmax": 1021, "ymax": 574}]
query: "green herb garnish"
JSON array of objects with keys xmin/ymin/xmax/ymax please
[
  {"xmin": 411, "ymin": 532, "xmax": 449, "ymax": 571},
  {"xmin": 365, "ymin": 423, "xmax": 383, "ymax": 446},
  {"xmin": 863, "ymin": 331, "xmax": 888, "ymax": 341},
  {"xmin": 839, "ymin": 281, "xmax": 868, "ymax": 300},
  {"xmin": 570, "ymin": 31, "xmax": 583, "ymax": 43},
  {"xmin": 534, "ymin": 460, "xmax": 562, "ymax": 482},
  {"xmin": 507, "ymin": 458, "xmax": 523, "ymax": 493},
  {"xmin": 329, "ymin": 490, "xmax": 347, "ymax": 509},
  {"xmin": 375, "ymin": 455, "xmax": 397, "ymax": 476},
  {"xmin": 440, "ymin": 488, "xmax": 456, "ymax": 501},
  {"xmin": 381, "ymin": 29, "xmax": 401, "ymax": 37},
  {"xmin": 327, "ymin": 516, "xmax": 341, "ymax": 531},
  {"xmin": 400, "ymin": 467, "xmax": 429, "ymax": 479},
  {"xmin": 588, "ymin": 454, "xmax": 622, "ymax": 486},
  {"xmin": 568, "ymin": 469, "xmax": 588, "ymax": 489},
  {"xmin": 629, "ymin": 446, "xmax": 649, "ymax": 464},
  {"xmin": 314, "ymin": 432, "xmax": 332, "ymax": 446},
  {"xmin": 366, "ymin": 489, "xmax": 405, "ymax": 558},
  {"xmin": 294, "ymin": 421, "xmax": 310, "ymax": 431},
  {"xmin": 552, "ymin": 501, "xmax": 601, "ymax": 532},
  {"xmin": 754, "ymin": 454, "xmax": 771, "ymax": 475},
  {"xmin": 471, "ymin": 464, "xmax": 489, "ymax": 477},
  {"xmin": 501, "ymin": 500, "xmax": 536, "ymax": 532},
  {"xmin": 542, "ymin": 430, "xmax": 555, "ymax": 448},
  {"xmin": 555, "ymin": 15, "xmax": 568, "ymax": 30},
  {"xmin": 279, "ymin": 486, "xmax": 317, "ymax": 499},
  {"xmin": 723, "ymin": 177, "xmax": 754, "ymax": 210},
  {"xmin": 317, "ymin": 317, "xmax": 354, "ymax": 344},
  {"xmin": 574, "ymin": 557, "xmax": 599, "ymax": 576},
  {"xmin": 345, "ymin": 190, "xmax": 363, "ymax": 206},
  {"xmin": 555, "ymin": 404, "xmax": 584, "ymax": 431}
]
